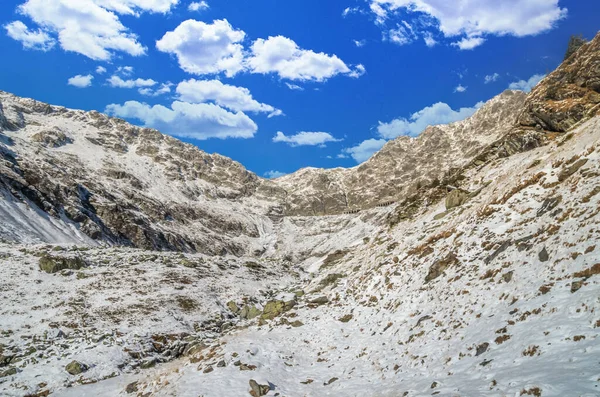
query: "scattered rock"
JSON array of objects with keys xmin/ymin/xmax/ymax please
[
  {"xmin": 431, "ymin": 381, "xmax": 438, "ymax": 389},
  {"xmin": 502, "ymin": 271, "xmax": 513, "ymax": 283},
  {"xmin": 39, "ymin": 256, "xmax": 87, "ymax": 274},
  {"xmin": 425, "ymin": 253, "xmax": 459, "ymax": 283},
  {"xmin": 290, "ymin": 320, "xmax": 304, "ymax": 327},
  {"xmin": 125, "ymin": 382, "xmax": 139, "ymax": 394},
  {"xmin": 0, "ymin": 367, "xmax": 18, "ymax": 378},
  {"xmin": 309, "ymin": 296, "xmax": 329, "ymax": 305},
  {"xmin": 475, "ymin": 342, "xmax": 489, "ymax": 356},
  {"xmin": 324, "ymin": 377, "xmax": 339, "ymax": 386},
  {"xmin": 570, "ymin": 281, "xmax": 583, "ymax": 293},
  {"xmin": 217, "ymin": 360, "xmax": 226, "ymax": 367},
  {"xmin": 227, "ymin": 301, "xmax": 240, "ymax": 314},
  {"xmin": 538, "ymin": 248, "xmax": 549, "ymax": 262},
  {"xmin": 558, "ymin": 159, "xmax": 588, "ymax": 182},
  {"xmin": 445, "ymin": 189, "xmax": 470, "ymax": 210},
  {"xmin": 339, "ymin": 314, "xmax": 353, "ymax": 323},
  {"xmin": 65, "ymin": 360, "xmax": 88, "ymax": 375},
  {"xmin": 249, "ymin": 379, "xmax": 270, "ymax": 396},
  {"xmin": 203, "ymin": 365, "xmax": 214, "ymax": 374},
  {"xmin": 537, "ymin": 196, "xmax": 562, "ymax": 217},
  {"xmin": 240, "ymin": 305, "xmax": 262, "ymax": 320}
]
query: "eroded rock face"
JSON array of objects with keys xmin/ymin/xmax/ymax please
[
  {"xmin": 275, "ymin": 90, "xmax": 527, "ymax": 215},
  {"xmin": 518, "ymin": 33, "xmax": 600, "ymax": 132}
]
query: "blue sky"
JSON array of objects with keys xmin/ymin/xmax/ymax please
[{"xmin": 1, "ymin": 0, "xmax": 598, "ymax": 178}]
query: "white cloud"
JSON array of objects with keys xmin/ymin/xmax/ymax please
[
  {"xmin": 353, "ymin": 39, "xmax": 366, "ymax": 47},
  {"xmin": 105, "ymin": 100, "xmax": 257, "ymax": 140},
  {"xmin": 387, "ymin": 21, "xmax": 416, "ymax": 45},
  {"xmin": 484, "ymin": 72, "xmax": 500, "ymax": 84},
  {"xmin": 370, "ymin": 0, "xmax": 567, "ymax": 49},
  {"xmin": 423, "ymin": 32, "xmax": 437, "ymax": 47},
  {"xmin": 342, "ymin": 139, "xmax": 387, "ymax": 163},
  {"xmin": 342, "ymin": 7, "xmax": 360, "ymax": 17},
  {"xmin": 68, "ymin": 74, "xmax": 94, "ymax": 88},
  {"xmin": 508, "ymin": 73, "xmax": 545, "ymax": 93},
  {"xmin": 377, "ymin": 101, "xmax": 483, "ymax": 139},
  {"xmin": 247, "ymin": 35, "xmax": 364, "ymax": 82},
  {"xmin": 285, "ymin": 83, "xmax": 304, "ymax": 91},
  {"xmin": 176, "ymin": 79, "xmax": 282, "ymax": 116},
  {"xmin": 138, "ymin": 83, "xmax": 172, "ymax": 96},
  {"xmin": 454, "ymin": 84, "xmax": 467, "ymax": 93},
  {"xmin": 10, "ymin": 0, "xmax": 156, "ymax": 61},
  {"xmin": 4, "ymin": 20, "xmax": 55, "ymax": 51},
  {"xmin": 264, "ymin": 170, "xmax": 286, "ymax": 179},
  {"xmin": 188, "ymin": 1, "xmax": 209, "ymax": 12},
  {"xmin": 273, "ymin": 131, "xmax": 342, "ymax": 147},
  {"xmin": 107, "ymin": 75, "xmax": 157, "ymax": 88},
  {"xmin": 156, "ymin": 19, "xmax": 245, "ymax": 77},
  {"xmin": 117, "ymin": 65, "xmax": 134, "ymax": 75},
  {"xmin": 452, "ymin": 36, "xmax": 486, "ymax": 50},
  {"xmin": 93, "ymin": 0, "xmax": 179, "ymax": 15},
  {"xmin": 96, "ymin": 66, "xmax": 107, "ymax": 74}
]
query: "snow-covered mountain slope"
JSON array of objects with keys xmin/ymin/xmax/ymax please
[
  {"xmin": 1, "ymin": 30, "xmax": 600, "ymax": 397},
  {"xmin": 276, "ymin": 90, "xmax": 527, "ymax": 215},
  {"xmin": 39, "ymin": 113, "xmax": 599, "ymax": 397}
]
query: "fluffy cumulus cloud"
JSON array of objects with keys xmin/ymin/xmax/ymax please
[
  {"xmin": 273, "ymin": 131, "xmax": 342, "ymax": 147},
  {"xmin": 264, "ymin": 170, "xmax": 287, "ymax": 179},
  {"xmin": 370, "ymin": 0, "xmax": 567, "ymax": 50},
  {"xmin": 247, "ymin": 36, "xmax": 365, "ymax": 82},
  {"xmin": 188, "ymin": 1, "xmax": 209, "ymax": 12},
  {"xmin": 156, "ymin": 19, "xmax": 245, "ymax": 77},
  {"xmin": 377, "ymin": 101, "xmax": 483, "ymax": 139},
  {"xmin": 454, "ymin": 84, "xmax": 467, "ymax": 93},
  {"xmin": 342, "ymin": 139, "xmax": 387, "ymax": 163},
  {"xmin": 105, "ymin": 101, "xmax": 257, "ymax": 140},
  {"xmin": 176, "ymin": 79, "xmax": 282, "ymax": 116},
  {"xmin": 96, "ymin": 66, "xmax": 107, "ymax": 74},
  {"xmin": 4, "ymin": 0, "xmax": 182, "ymax": 60},
  {"xmin": 508, "ymin": 74, "xmax": 546, "ymax": 93},
  {"xmin": 68, "ymin": 74, "xmax": 94, "ymax": 88},
  {"xmin": 4, "ymin": 20, "xmax": 55, "ymax": 51},
  {"xmin": 107, "ymin": 75, "xmax": 157, "ymax": 88}
]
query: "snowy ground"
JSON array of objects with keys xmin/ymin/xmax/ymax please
[{"xmin": 2, "ymin": 118, "xmax": 600, "ymax": 396}]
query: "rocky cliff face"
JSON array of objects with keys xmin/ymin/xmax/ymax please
[
  {"xmin": 518, "ymin": 32, "xmax": 600, "ymax": 132},
  {"xmin": 1, "ymin": 32, "xmax": 599, "ymax": 255},
  {"xmin": 0, "ymin": 93, "xmax": 287, "ymax": 255},
  {"xmin": 275, "ymin": 90, "xmax": 527, "ymax": 216}
]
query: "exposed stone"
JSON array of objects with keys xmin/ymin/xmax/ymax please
[
  {"xmin": 39, "ymin": 256, "xmax": 87, "ymax": 274},
  {"xmin": 227, "ymin": 301, "xmax": 240, "ymax": 314},
  {"xmin": 425, "ymin": 253, "xmax": 459, "ymax": 283},
  {"xmin": 445, "ymin": 189, "xmax": 470, "ymax": 210},
  {"xmin": 309, "ymin": 296, "xmax": 329, "ymax": 305},
  {"xmin": 65, "ymin": 360, "xmax": 88, "ymax": 375},
  {"xmin": 558, "ymin": 159, "xmax": 588, "ymax": 182},
  {"xmin": 125, "ymin": 382, "xmax": 139, "ymax": 394},
  {"xmin": 538, "ymin": 248, "xmax": 549, "ymax": 262},
  {"xmin": 249, "ymin": 379, "xmax": 270, "ymax": 396}
]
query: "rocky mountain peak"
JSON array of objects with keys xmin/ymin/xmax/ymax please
[{"xmin": 518, "ymin": 31, "xmax": 600, "ymax": 132}]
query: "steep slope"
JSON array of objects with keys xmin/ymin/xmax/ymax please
[
  {"xmin": 0, "ymin": 92, "xmax": 288, "ymax": 255},
  {"xmin": 16, "ymin": 109, "xmax": 599, "ymax": 397},
  {"xmin": 1, "ymin": 30, "xmax": 600, "ymax": 397},
  {"xmin": 276, "ymin": 90, "xmax": 527, "ymax": 215}
]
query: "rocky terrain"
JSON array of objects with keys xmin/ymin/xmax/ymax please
[{"xmin": 0, "ymin": 32, "xmax": 599, "ymax": 397}]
